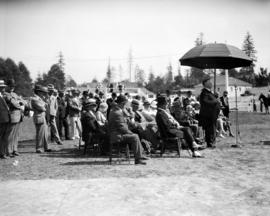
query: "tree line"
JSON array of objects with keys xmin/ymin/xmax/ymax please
[{"xmin": 0, "ymin": 52, "xmax": 77, "ymax": 97}]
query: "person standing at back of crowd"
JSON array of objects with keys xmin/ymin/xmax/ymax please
[
  {"xmin": 220, "ymin": 90, "xmax": 230, "ymax": 118},
  {"xmin": 57, "ymin": 90, "xmax": 70, "ymax": 140},
  {"xmin": 47, "ymin": 84, "xmax": 63, "ymax": 145},
  {"xmin": 199, "ymin": 77, "xmax": 220, "ymax": 149},
  {"xmin": 31, "ymin": 85, "xmax": 52, "ymax": 153},
  {"xmin": 68, "ymin": 89, "xmax": 82, "ymax": 140},
  {"xmin": 106, "ymin": 92, "xmax": 117, "ymax": 119},
  {"xmin": 0, "ymin": 80, "xmax": 10, "ymax": 159},
  {"xmin": 3, "ymin": 79, "xmax": 26, "ymax": 158}
]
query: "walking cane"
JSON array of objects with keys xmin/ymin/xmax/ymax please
[{"xmin": 231, "ymin": 85, "xmax": 241, "ymax": 148}]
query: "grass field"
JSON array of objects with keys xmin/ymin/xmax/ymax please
[{"xmin": 1, "ymin": 112, "xmax": 270, "ymax": 216}]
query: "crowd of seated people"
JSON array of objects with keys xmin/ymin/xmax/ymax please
[{"xmin": 4, "ymin": 79, "xmax": 235, "ymax": 164}]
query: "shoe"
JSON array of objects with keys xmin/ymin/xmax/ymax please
[
  {"xmin": 0, "ymin": 155, "xmax": 8, "ymax": 159},
  {"xmin": 135, "ymin": 159, "xmax": 147, "ymax": 165},
  {"xmin": 36, "ymin": 149, "xmax": 42, "ymax": 153},
  {"xmin": 229, "ymin": 133, "xmax": 234, "ymax": 137},
  {"xmin": 192, "ymin": 151, "xmax": 204, "ymax": 158},
  {"xmin": 140, "ymin": 156, "xmax": 150, "ymax": 160},
  {"xmin": 57, "ymin": 141, "xmax": 63, "ymax": 145},
  {"xmin": 8, "ymin": 154, "xmax": 15, "ymax": 158},
  {"xmin": 193, "ymin": 142, "xmax": 205, "ymax": 151},
  {"xmin": 218, "ymin": 134, "xmax": 225, "ymax": 138},
  {"xmin": 45, "ymin": 149, "xmax": 52, "ymax": 152},
  {"xmin": 13, "ymin": 152, "xmax": 20, "ymax": 156}
]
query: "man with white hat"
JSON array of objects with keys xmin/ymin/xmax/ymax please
[
  {"xmin": 0, "ymin": 80, "xmax": 9, "ymax": 159},
  {"xmin": 47, "ymin": 84, "xmax": 63, "ymax": 145}
]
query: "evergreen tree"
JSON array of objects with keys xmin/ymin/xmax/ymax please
[
  {"xmin": 0, "ymin": 57, "xmax": 11, "ymax": 80},
  {"xmin": 134, "ymin": 64, "xmax": 145, "ymax": 87},
  {"xmin": 47, "ymin": 64, "xmax": 65, "ymax": 90},
  {"xmin": 18, "ymin": 62, "xmax": 33, "ymax": 96},
  {"xmin": 106, "ymin": 58, "xmax": 112, "ymax": 83},
  {"xmin": 166, "ymin": 63, "xmax": 173, "ymax": 84},
  {"xmin": 239, "ymin": 31, "xmax": 257, "ymax": 84},
  {"xmin": 65, "ymin": 75, "xmax": 77, "ymax": 88}
]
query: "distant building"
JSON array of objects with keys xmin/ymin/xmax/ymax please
[
  {"xmin": 78, "ymin": 81, "xmax": 155, "ymax": 99},
  {"xmin": 194, "ymin": 75, "xmax": 252, "ymax": 97}
]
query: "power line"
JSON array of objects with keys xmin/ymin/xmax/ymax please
[{"xmin": 16, "ymin": 53, "xmax": 180, "ymax": 63}]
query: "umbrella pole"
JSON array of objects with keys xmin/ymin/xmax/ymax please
[
  {"xmin": 214, "ymin": 69, "xmax": 216, "ymax": 93},
  {"xmin": 232, "ymin": 85, "xmax": 241, "ymax": 148}
]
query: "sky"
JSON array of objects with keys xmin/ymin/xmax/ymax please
[{"xmin": 0, "ymin": 0, "xmax": 270, "ymax": 84}]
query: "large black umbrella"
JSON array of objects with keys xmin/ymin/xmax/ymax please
[
  {"xmin": 180, "ymin": 43, "xmax": 252, "ymax": 91},
  {"xmin": 180, "ymin": 43, "xmax": 252, "ymax": 148}
]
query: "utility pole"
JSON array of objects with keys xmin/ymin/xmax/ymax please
[
  {"xmin": 58, "ymin": 51, "xmax": 65, "ymax": 72},
  {"xmin": 128, "ymin": 47, "xmax": 133, "ymax": 82}
]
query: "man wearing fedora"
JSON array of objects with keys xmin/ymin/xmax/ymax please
[
  {"xmin": 31, "ymin": 85, "xmax": 52, "ymax": 153},
  {"xmin": 3, "ymin": 79, "xmax": 26, "ymax": 157},
  {"xmin": 0, "ymin": 80, "xmax": 10, "ymax": 159},
  {"xmin": 130, "ymin": 99, "xmax": 159, "ymax": 153},
  {"xmin": 156, "ymin": 95, "xmax": 203, "ymax": 158},
  {"xmin": 108, "ymin": 95, "xmax": 148, "ymax": 165},
  {"xmin": 47, "ymin": 84, "xmax": 63, "ymax": 145},
  {"xmin": 199, "ymin": 77, "xmax": 221, "ymax": 148},
  {"xmin": 81, "ymin": 99, "xmax": 101, "ymax": 144}
]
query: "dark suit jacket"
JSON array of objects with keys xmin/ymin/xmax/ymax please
[
  {"xmin": 0, "ymin": 95, "xmax": 10, "ymax": 123},
  {"xmin": 199, "ymin": 88, "xmax": 220, "ymax": 127},
  {"xmin": 81, "ymin": 110, "xmax": 99, "ymax": 142},
  {"xmin": 156, "ymin": 108, "xmax": 183, "ymax": 138},
  {"xmin": 108, "ymin": 105, "xmax": 133, "ymax": 144}
]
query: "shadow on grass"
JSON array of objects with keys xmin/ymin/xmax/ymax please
[
  {"xmin": 39, "ymin": 148, "xmax": 102, "ymax": 159},
  {"xmin": 61, "ymin": 160, "xmax": 132, "ymax": 166}
]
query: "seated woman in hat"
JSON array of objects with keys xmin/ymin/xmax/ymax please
[{"xmin": 81, "ymin": 99, "xmax": 108, "ymax": 154}]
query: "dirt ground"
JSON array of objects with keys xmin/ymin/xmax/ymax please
[{"xmin": 1, "ymin": 112, "xmax": 270, "ymax": 216}]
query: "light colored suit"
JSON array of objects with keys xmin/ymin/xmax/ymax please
[
  {"xmin": 4, "ymin": 91, "xmax": 24, "ymax": 154},
  {"xmin": 48, "ymin": 95, "xmax": 61, "ymax": 143},
  {"xmin": 31, "ymin": 94, "xmax": 49, "ymax": 151},
  {"xmin": 68, "ymin": 97, "xmax": 82, "ymax": 139}
]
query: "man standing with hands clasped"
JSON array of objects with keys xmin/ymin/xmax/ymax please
[{"xmin": 199, "ymin": 77, "xmax": 220, "ymax": 149}]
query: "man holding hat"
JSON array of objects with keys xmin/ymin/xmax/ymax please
[
  {"xmin": 81, "ymin": 99, "xmax": 100, "ymax": 145},
  {"xmin": 156, "ymin": 95, "xmax": 203, "ymax": 158},
  {"xmin": 31, "ymin": 85, "xmax": 52, "ymax": 153},
  {"xmin": 0, "ymin": 80, "xmax": 10, "ymax": 159},
  {"xmin": 47, "ymin": 84, "xmax": 63, "ymax": 145},
  {"xmin": 108, "ymin": 95, "xmax": 147, "ymax": 165},
  {"xmin": 3, "ymin": 79, "xmax": 26, "ymax": 157},
  {"xmin": 199, "ymin": 77, "xmax": 221, "ymax": 148}
]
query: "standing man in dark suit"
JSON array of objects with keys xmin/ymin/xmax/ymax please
[
  {"xmin": 199, "ymin": 77, "xmax": 220, "ymax": 148},
  {"xmin": 0, "ymin": 80, "xmax": 10, "ymax": 159}
]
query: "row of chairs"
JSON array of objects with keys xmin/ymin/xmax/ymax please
[{"xmin": 80, "ymin": 121, "xmax": 192, "ymax": 164}]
